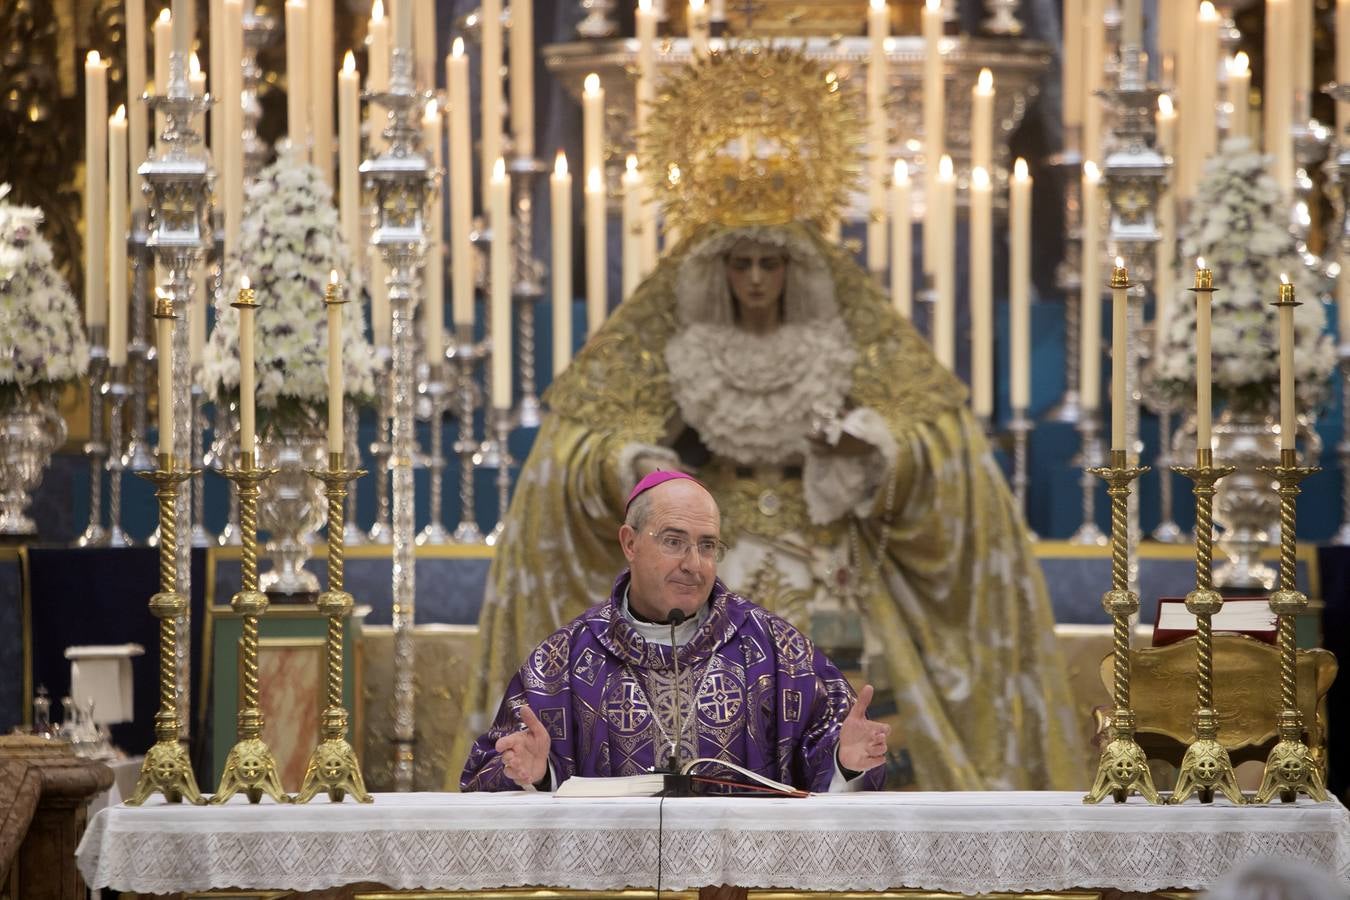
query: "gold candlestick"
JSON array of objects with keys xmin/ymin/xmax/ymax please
[
  {"xmin": 211, "ymin": 441, "xmax": 290, "ymax": 804},
  {"xmin": 1084, "ymin": 449, "xmax": 1162, "ymax": 804},
  {"xmin": 295, "ymin": 451, "xmax": 372, "ymax": 803}
]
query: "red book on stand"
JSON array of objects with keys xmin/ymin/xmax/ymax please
[{"xmin": 1152, "ymin": 597, "xmax": 1278, "ymax": 647}]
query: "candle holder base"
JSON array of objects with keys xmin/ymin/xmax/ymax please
[
  {"xmin": 453, "ymin": 520, "xmax": 485, "ymax": 544},
  {"xmin": 76, "ymin": 524, "xmax": 110, "ymax": 548},
  {"xmin": 1084, "ymin": 710, "xmax": 1162, "ymax": 804},
  {"xmin": 516, "ymin": 394, "xmax": 542, "ymax": 429},
  {"xmin": 212, "ymin": 734, "xmax": 292, "ymax": 805},
  {"xmin": 416, "ymin": 522, "xmax": 452, "ymax": 545}
]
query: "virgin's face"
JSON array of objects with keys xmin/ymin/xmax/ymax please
[{"xmin": 724, "ymin": 240, "xmax": 788, "ymax": 316}]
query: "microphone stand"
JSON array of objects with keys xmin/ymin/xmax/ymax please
[{"xmin": 663, "ymin": 609, "xmax": 692, "ymax": 796}]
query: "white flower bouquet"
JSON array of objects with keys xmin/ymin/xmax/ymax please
[
  {"xmin": 198, "ymin": 159, "xmax": 377, "ymax": 427},
  {"xmin": 1151, "ymin": 138, "xmax": 1335, "ymax": 413},
  {"xmin": 0, "ymin": 184, "xmax": 90, "ymax": 406}
]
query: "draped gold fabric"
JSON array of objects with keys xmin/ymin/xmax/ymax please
[{"xmin": 448, "ymin": 223, "xmax": 1082, "ymax": 791}]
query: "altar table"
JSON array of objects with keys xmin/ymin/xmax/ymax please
[{"xmin": 74, "ymin": 791, "xmax": 1350, "ymax": 896}]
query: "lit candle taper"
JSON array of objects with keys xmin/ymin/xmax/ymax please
[
  {"xmin": 1079, "ymin": 161, "xmax": 1102, "ymax": 411},
  {"xmin": 109, "ymin": 105, "xmax": 129, "ymax": 367},
  {"xmin": 509, "ymin": 0, "xmax": 534, "ymax": 158},
  {"xmin": 326, "ymin": 271, "xmax": 345, "ymax": 454},
  {"xmin": 582, "ymin": 74, "xmax": 604, "ymax": 191},
  {"xmin": 970, "ymin": 166, "xmax": 992, "ymax": 419},
  {"xmin": 490, "ymin": 158, "xmax": 512, "ymax": 409},
  {"xmin": 1276, "ymin": 275, "xmax": 1297, "ymax": 452},
  {"xmin": 84, "ymin": 51, "xmax": 108, "ymax": 331},
  {"xmin": 448, "ymin": 38, "xmax": 474, "ymax": 327},
  {"xmin": 585, "ymin": 166, "xmax": 607, "ymax": 336},
  {"xmin": 889, "ymin": 159, "xmax": 911, "ymax": 317},
  {"xmin": 971, "ymin": 68, "xmax": 994, "ymax": 176},
  {"xmin": 1192, "ymin": 257, "xmax": 1215, "ymax": 450},
  {"xmin": 1226, "ymin": 52, "xmax": 1251, "ymax": 141},
  {"xmin": 1110, "ymin": 257, "xmax": 1130, "ymax": 451},
  {"xmin": 235, "ymin": 277, "xmax": 258, "ymax": 452},
  {"xmin": 933, "ymin": 154, "xmax": 956, "ymax": 368},
  {"xmin": 551, "ymin": 151, "xmax": 572, "ymax": 375}
]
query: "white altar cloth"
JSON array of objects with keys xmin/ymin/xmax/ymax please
[{"xmin": 76, "ymin": 790, "xmax": 1350, "ymax": 895}]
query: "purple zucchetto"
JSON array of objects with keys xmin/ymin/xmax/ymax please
[{"xmin": 624, "ymin": 470, "xmax": 707, "ymax": 515}]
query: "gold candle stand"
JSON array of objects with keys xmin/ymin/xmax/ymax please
[
  {"xmin": 295, "ymin": 451, "xmax": 372, "ymax": 803},
  {"xmin": 1172, "ymin": 446, "xmax": 1243, "ymax": 804},
  {"xmin": 211, "ymin": 449, "xmax": 290, "ymax": 804},
  {"xmin": 124, "ymin": 452, "xmax": 206, "ymax": 806},
  {"xmin": 1084, "ymin": 449, "xmax": 1162, "ymax": 804},
  {"xmin": 1252, "ymin": 455, "xmax": 1327, "ymax": 803}
]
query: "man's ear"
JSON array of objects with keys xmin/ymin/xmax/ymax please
[{"xmin": 618, "ymin": 523, "xmax": 637, "ymax": 562}]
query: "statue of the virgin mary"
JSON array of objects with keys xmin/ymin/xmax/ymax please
[{"xmin": 450, "ymin": 47, "xmax": 1080, "ymax": 791}]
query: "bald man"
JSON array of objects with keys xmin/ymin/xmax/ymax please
[{"xmin": 460, "ymin": 472, "xmax": 889, "ymax": 793}]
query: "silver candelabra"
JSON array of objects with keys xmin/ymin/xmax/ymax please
[
  {"xmin": 76, "ymin": 330, "xmax": 109, "ymax": 546},
  {"xmin": 447, "ymin": 328, "xmax": 487, "ymax": 543}
]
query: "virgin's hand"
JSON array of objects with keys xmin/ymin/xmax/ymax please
[
  {"xmin": 494, "ymin": 704, "xmax": 551, "ymax": 788},
  {"xmin": 806, "ymin": 431, "xmax": 876, "ymax": 458},
  {"xmin": 837, "ymin": 684, "xmax": 891, "ymax": 774}
]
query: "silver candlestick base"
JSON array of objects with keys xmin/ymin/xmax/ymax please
[
  {"xmin": 416, "ymin": 361, "xmax": 453, "ymax": 546},
  {"xmin": 484, "ymin": 408, "xmax": 516, "ymax": 547},
  {"xmin": 189, "ymin": 383, "xmax": 213, "ymax": 548},
  {"xmin": 448, "ymin": 330, "xmax": 487, "ymax": 544},
  {"xmin": 1007, "ymin": 408, "xmax": 1036, "ymax": 540},
  {"xmin": 1070, "ymin": 413, "xmax": 1108, "ymax": 545},
  {"xmin": 981, "ymin": 0, "xmax": 1023, "ymax": 35},
  {"xmin": 105, "ymin": 377, "xmax": 134, "ymax": 547},
  {"xmin": 77, "ymin": 336, "xmax": 110, "ymax": 547},
  {"xmin": 125, "ymin": 211, "xmax": 157, "ymax": 474},
  {"xmin": 367, "ymin": 347, "xmax": 394, "ymax": 544},
  {"xmin": 575, "ymin": 0, "xmax": 617, "ymax": 38},
  {"xmin": 508, "ymin": 155, "xmax": 549, "ymax": 429}
]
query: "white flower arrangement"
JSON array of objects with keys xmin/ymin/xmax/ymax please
[
  {"xmin": 1151, "ymin": 138, "xmax": 1335, "ymax": 413},
  {"xmin": 198, "ymin": 159, "xmax": 377, "ymax": 423},
  {"xmin": 0, "ymin": 184, "xmax": 90, "ymax": 405}
]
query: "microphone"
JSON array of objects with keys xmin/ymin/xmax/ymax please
[{"xmin": 663, "ymin": 608, "xmax": 692, "ymax": 795}]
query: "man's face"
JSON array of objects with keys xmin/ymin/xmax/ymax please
[
  {"xmin": 724, "ymin": 240, "xmax": 788, "ymax": 315},
  {"xmin": 619, "ymin": 480, "xmax": 720, "ymax": 623}
]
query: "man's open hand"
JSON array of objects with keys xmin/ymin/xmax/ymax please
[
  {"xmin": 837, "ymin": 684, "xmax": 891, "ymax": 774},
  {"xmin": 495, "ymin": 704, "xmax": 551, "ymax": 788}
]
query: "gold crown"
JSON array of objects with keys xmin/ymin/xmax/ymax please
[{"xmin": 641, "ymin": 46, "xmax": 863, "ymax": 232}]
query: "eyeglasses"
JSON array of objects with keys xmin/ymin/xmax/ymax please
[{"xmin": 647, "ymin": 530, "xmax": 727, "ymax": 563}]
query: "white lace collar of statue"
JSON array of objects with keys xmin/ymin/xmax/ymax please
[{"xmin": 665, "ymin": 319, "xmax": 856, "ymax": 467}]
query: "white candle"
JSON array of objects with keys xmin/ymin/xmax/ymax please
[
  {"xmin": 285, "ymin": 0, "xmax": 310, "ymax": 162},
  {"xmin": 1155, "ymin": 94, "xmax": 1177, "ymax": 358},
  {"xmin": 156, "ymin": 297, "xmax": 174, "ymax": 453},
  {"xmin": 551, "ymin": 151, "xmax": 572, "ymax": 376},
  {"xmin": 481, "ymin": 0, "xmax": 502, "ymax": 198},
  {"xmin": 237, "ymin": 277, "xmax": 256, "ymax": 452},
  {"xmin": 1062, "ymin": 0, "xmax": 1083, "ymax": 129},
  {"xmin": 85, "ymin": 52, "xmax": 108, "ymax": 330},
  {"xmin": 1110, "ymin": 258, "xmax": 1128, "ymax": 451},
  {"xmin": 223, "ymin": 0, "xmax": 244, "ymax": 258},
  {"xmin": 510, "ymin": 0, "xmax": 534, "ymax": 158},
  {"xmin": 210, "ymin": 0, "xmax": 223, "ymax": 159},
  {"xmin": 154, "ymin": 9, "xmax": 171, "ymax": 150},
  {"xmin": 921, "ymin": 0, "xmax": 944, "ymax": 276},
  {"xmin": 970, "ymin": 166, "xmax": 992, "ymax": 419},
  {"xmin": 448, "ymin": 39, "xmax": 474, "ymax": 327},
  {"xmin": 582, "ymin": 74, "xmax": 604, "ymax": 192},
  {"xmin": 1121, "ymin": 0, "xmax": 1141, "ymax": 48},
  {"xmin": 1010, "ymin": 158, "xmax": 1031, "ymax": 411},
  {"xmin": 393, "ymin": 0, "xmax": 412, "ymax": 53},
  {"xmin": 126, "ymin": 0, "xmax": 148, "ymax": 214},
  {"xmin": 1079, "ymin": 161, "xmax": 1101, "ymax": 411},
  {"xmin": 1226, "ymin": 52, "xmax": 1251, "ymax": 140},
  {"xmin": 622, "ymin": 154, "xmax": 643, "ymax": 300},
  {"xmin": 688, "ymin": 0, "xmax": 710, "ymax": 58},
  {"xmin": 1082, "ymin": 0, "xmax": 1105, "ymax": 167},
  {"xmin": 414, "ymin": 0, "xmax": 434, "ymax": 86},
  {"xmin": 422, "ymin": 98, "xmax": 444, "ymax": 363},
  {"xmin": 368, "ymin": 0, "xmax": 389, "ymax": 94},
  {"xmin": 933, "ymin": 154, "xmax": 956, "ymax": 368},
  {"xmin": 971, "ymin": 68, "xmax": 994, "ymax": 176},
  {"xmin": 866, "ymin": 0, "xmax": 889, "ymax": 276},
  {"xmin": 489, "ymin": 158, "xmax": 512, "ymax": 409},
  {"xmin": 310, "ymin": 0, "xmax": 335, "ymax": 186},
  {"xmin": 171, "ymin": 0, "xmax": 190, "ymax": 58},
  {"xmin": 889, "ymin": 159, "xmax": 911, "ymax": 318},
  {"xmin": 1277, "ymin": 275, "xmax": 1296, "ymax": 451},
  {"xmin": 327, "ymin": 271, "xmax": 345, "ymax": 454},
  {"xmin": 636, "ymin": 0, "xmax": 657, "ymax": 132},
  {"xmin": 339, "ymin": 51, "xmax": 361, "ymax": 260},
  {"xmin": 585, "ymin": 166, "xmax": 607, "ymax": 336},
  {"xmin": 1266, "ymin": 0, "xmax": 1294, "ymax": 195},
  {"xmin": 1189, "ymin": 1, "xmax": 1219, "ymax": 192},
  {"xmin": 1338, "ymin": 0, "xmax": 1350, "ymax": 133},
  {"xmin": 1293, "ymin": 0, "xmax": 1312, "ymax": 116},
  {"xmin": 188, "ymin": 52, "xmax": 205, "ymax": 138},
  {"xmin": 109, "ymin": 106, "xmax": 129, "ymax": 368},
  {"xmin": 1194, "ymin": 258, "xmax": 1213, "ymax": 450}
]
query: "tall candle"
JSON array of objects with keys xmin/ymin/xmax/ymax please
[
  {"xmin": 1155, "ymin": 94, "xmax": 1177, "ymax": 358},
  {"xmin": 551, "ymin": 151, "xmax": 572, "ymax": 376},
  {"xmin": 582, "ymin": 74, "xmax": 604, "ymax": 191},
  {"xmin": 970, "ymin": 166, "xmax": 992, "ymax": 418},
  {"xmin": 1189, "ymin": 1, "xmax": 1219, "ymax": 192},
  {"xmin": 1277, "ymin": 275, "xmax": 1297, "ymax": 451},
  {"xmin": 921, "ymin": 0, "xmax": 944, "ymax": 276},
  {"xmin": 1110, "ymin": 258, "xmax": 1129, "ymax": 450},
  {"xmin": 1079, "ymin": 161, "xmax": 1101, "ymax": 411},
  {"xmin": 422, "ymin": 98, "xmax": 444, "ymax": 363},
  {"xmin": 1293, "ymin": 0, "xmax": 1312, "ymax": 115},
  {"xmin": 236, "ymin": 277, "xmax": 256, "ymax": 451},
  {"xmin": 509, "ymin": 0, "xmax": 534, "ymax": 159},
  {"xmin": 586, "ymin": 166, "xmax": 607, "ymax": 336},
  {"xmin": 1082, "ymin": 0, "xmax": 1105, "ymax": 167},
  {"xmin": 636, "ymin": 0, "xmax": 656, "ymax": 131},
  {"xmin": 310, "ymin": 0, "xmax": 335, "ymax": 186},
  {"xmin": 1120, "ymin": 0, "xmax": 1141, "ymax": 48},
  {"xmin": 1266, "ymin": 0, "xmax": 1294, "ymax": 195},
  {"xmin": 622, "ymin": 154, "xmax": 643, "ymax": 300},
  {"xmin": 1062, "ymin": 0, "xmax": 1083, "ymax": 129},
  {"xmin": 889, "ymin": 159, "xmax": 911, "ymax": 318},
  {"xmin": 971, "ymin": 68, "xmax": 994, "ymax": 176},
  {"xmin": 688, "ymin": 0, "xmax": 711, "ymax": 58},
  {"xmin": 866, "ymin": 0, "xmax": 889, "ymax": 275},
  {"xmin": 223, "ymin": 0, "xmax": 244, "ymax": 257},
  {"xmin": 85, "ymin": 52, "xmax": 108, "ymax": 330},
  {"xmin": 154, "ymin": 9, "xmax": 172, "ymax": 151},
  {"xmin": 326, "ymin": 271, "xmax": 345, "ymax": 454},
  {"xmin": 933, "ymin": 154, "xmax": 956, "ymax": 368},
  {"xmin": 414, "ymin": 0, "xmax": 434, "ymax": 86},
  {"xmin": 489, "ymin": 158, "xmax": 512, "ymax": 409},
  {"xmin": 126, "ymin": 0, "xmax": 148, "ymax": 214},
  {"xmin": 156, "ymin": 294, "xmax": 174, "ymax": 452},
  {"xmin": 188, "ymin": 52, "xmax": 205, "ymax": 138},
  {"xmin": 109, "ymin": 106, "xmax": 129, "ymax": 367},
  {"xmin": 1226, "ymin": 52, "xmax": 1251, "ymax": 140},
  {"xmin": 210, "ymin": 0, "xmax": 224, "ymax": 159},
  {"xmin": 448, "ymin": 39, "xmax": 474, "ymax": 326},
  {"xmin": 1193, "ymin": 258, "xmax": 1214, "ymax": 450},
  {"xmin": 171, "ymin": 0, "xmax": 190, "ymax": 59},
  {"xmin": 1010, "ymin": 158, "xmax": 1031, "ymax": 410},
  {"xmin": 285, "ymin": 0, "xmax": 310, "ymax": 161},
  {"xmin": 392, "ymin": 0, "xmax": 412, "ymax": 53},
  {"xmin": 481, "ymin": 0, "xmax": 502, "ymax": 198},
  {"xmin": 339, "ymin": 51, "xmax": 361, "ymax": 259},
  {"xmin": 368, "ymin": 0, "xmax": 389, "ymax": 94}
]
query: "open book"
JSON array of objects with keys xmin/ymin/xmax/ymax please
[{"xmin": 555, "ymin": 758, "xmax": 808, "ymax": 798}]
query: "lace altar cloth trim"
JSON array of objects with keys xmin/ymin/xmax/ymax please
[{"xmin": 76, "ymin": 791, "xmax": 1350, "ymax": 895}]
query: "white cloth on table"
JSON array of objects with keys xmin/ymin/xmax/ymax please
[{"xmin": 76, "ymin": 790, "xmax": 1350, "ymax": 896}]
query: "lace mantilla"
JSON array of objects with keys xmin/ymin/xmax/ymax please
[
  {"xmin": 665, "ymin": 320, "xmax": 855, "ymax": 466},
  {"xmin": 78, "ymin": 792, "xmax": 1350, "ymax": 895}
]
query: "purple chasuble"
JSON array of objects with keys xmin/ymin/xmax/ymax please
[{"xmin": 461, "ymin": 572, "xmax": 885, "ymax": 792}]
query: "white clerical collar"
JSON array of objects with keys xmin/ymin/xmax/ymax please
[{"xmin": 621, "ymin": 586, "xmax": 708, "ymax": 646}]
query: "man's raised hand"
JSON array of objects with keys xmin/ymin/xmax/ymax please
[
  {"xmin": 837, "ymin": 684, "xmax": 891, "ymax": 775},
  {"xmin": 494, "ymin": 703, "xmax": 552, "ymax": 788}
]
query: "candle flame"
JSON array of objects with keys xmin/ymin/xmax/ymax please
[
  {"xmin": 1229, "ymin": 51, "xmax": 1249, "ymax": 75},
  {"xmin": 587, "ymin": 167, "xmax": 603, "ymax": 191},
  {"xmin": 425, "ymin": 98, "xmax": 438, "ymax": 117},
  {"xmin": 189, "ymin": 52, "xmax": 202, "ymax": 76},
  {"xmin": 452, "ymin": 37, "xmax": 464, "ymax": 57},
  {"xmin": 584, "ymin": 73, "xmax": 601, "ymax": 95},
  {"xmin": 667, "ymin": 163, "xmax": 681, "ymax": 185},
  {"xmin": 240, "ymin": 275, "xmax": 251, "ymax": 290},
  {"xmin": 113, "ymin": 104, "xmax": 126, "ymax": 121},
  {"xmin": 626, "ymin": 154, "xmax": 639, "ymax": 174},
  {"xmin": 1115, "ymin": 256, "xmax": 1124, "ymax": 269},
  {"xmin": 493, "ymin": 157, "xmax": 506, "ymax": 180},
  {"xmin": 938, "ymin": 154, "xmax": 953, "ymax": 178},
  {"xmin": 870, "ymin": 0, "xmax": 885, "ymax": 10},
  {"xmin": 1280, "ymin": 272, "xmax": 1290, "ymax": 284},
  {"xmin": 343, "ymin": 50, "xmax": 356, "ymax": 72},
  {"xmin": 690, "ymin": 0, "xmax": 705, "ymax": 10},
  {"xmin": 926, "ymin": 0, "xmax": 940, "ymax": 10},
  {"xmin": 1196, "ymin": 256, "xmax": 1207, "ymax": 270},
  {"xmin": 971, "ymin": 166, "xmax": 989, "ymax": 189},
  {"xmin": 638, "ymin": 0, "xmax": 651, "ymax": 10},
  {"xmin": 1083, "ymin": 160, "xmax": 1100, "ymax": 180},
  {"xmin": 87, "ymin": 50, "xmax": 102, "ymax": 65},
  {"xmin": 554, "ymin": 151, "xmax": 568, "ymax": 177},
  {"xmin": 1198, "ymin": 0, "xmax": 1218, "ymax": 20},
  {"xmin": 884, "ymin": 37, "xmax": 895, "ymax": 53},
  {"xmin": 977, "ymin": 68, "xmax": 993, "ymax": 93},
  {"xmin": 330, "ymin": 269, "xmax": 340, "ymax": 285},
  {"xmin": 1013, "ymin": 157, "xmax": 1028, "ymax": 179},
  {"xmin": 893, "ymin": 159, "xmax": 908, "ymax": 183},
  {"xmin": 371, "ymin": 0, "xmax": 383, "ymax": 21},
  {"xmin": 157, "ymin": 8, "xmax": 171, "ymax": 23},
  {"xmin": 1158, "ymin": 93, "xmax": 1174, "ymax": 115}
]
